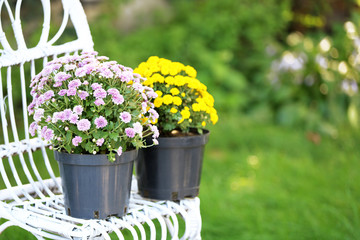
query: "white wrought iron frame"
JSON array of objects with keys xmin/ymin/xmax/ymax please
[{"xmin": 0, "ymin": 0, "xmax": 202, "ymax": 239}]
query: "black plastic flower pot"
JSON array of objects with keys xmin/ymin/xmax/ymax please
[
  {"xmin": 54, "ymin": 149, "xmax": 137, "ymax": 219},
  {"xmin": 136, "ymin": 130, "xmax": 209, "ymax": 201}
]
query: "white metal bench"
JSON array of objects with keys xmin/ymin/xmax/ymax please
[{"xmin": 0, "ymin": 0, "xmax": 202, "ymax": 239}]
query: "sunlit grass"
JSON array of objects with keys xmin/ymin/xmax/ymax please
[{"xmin": 200, "ymin": 113, "xmax": 360, "ymax": 240}]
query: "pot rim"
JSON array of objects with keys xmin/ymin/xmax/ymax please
[
  {"xmin": 54, "ymin": 149, "xmax": 138, "ymax": 166},
  {"xmin": 148, "ymin": 129, "xmax": 210, "ymax": 148}
]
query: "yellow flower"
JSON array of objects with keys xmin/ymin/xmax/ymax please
[
  {"xmin": 202, "ymin": 121, "xmax": 206, "ymax": 127},
  {"xmin": 165, "ymin": 76, "xmax": 174, "ymax": 85},
  {"xmin": 147, "ymin": 56, "xmax": 160, "ymax": 64},
  {"xmin": 188, "ymin": 79, "xmax": 201, "ymax": 90},
  {"xmin": 181, "ymin": 92, "xmax": 185, "ymax": 97},
  {"xmin": 151, "ymin": 73, "xmax": 164, "ymax": 83},
  {"xmin": 154, "ymin": 98, "xmax": 163, "ymax": 108},
  {"xmin": 141, "ymin": 117, "xmax": 149, "ymax": 124},
  {"xmin": 143, "ymin": 79, "xmax": 153, "ymax": 86},
  {"xmin": 185, "ymin": 65, "xmax": 197, "ymax": 78},
  {"xmin": 169, "ymin": 64, "xmax": 180, "ymax": 76},
  {"xmin": 170, "ymin": 88, "xmax": 180, "ymax": 95},
  {"xmin": 151, "ymin": 118, "xmax": 158, "ymax": 124},
  {"xmin": 155, "ymin": 90, "xmax": 163, "ymax": 97},
  {"xmin": 174, "ymin": 75, "xmax": 185, "ymax": 86},
  {"xmin": 172, "ymin": 96, "xmax": 182, "ymax": 106},
  {"xmin": 163, "ymin": 94, "xmax": 173, "ymax": 105},
  {"xmin": 180, "ymin": 108, "xmax": 191, "ymax": 119},
  {"xmin": 170, "ymin": 107, "xmax": 178, "ymax": 113},
  {"xmin": 192, "ymin": 103, "xmax": 201, "ymax": 112},
  {"xmin": 161, "ymin": 64, "xmax": 170, "ymax": 75},
  {"xmin": 210, "ymin": 112, "xmax": 218, "ymax": 124},
  {"xmin": 178, "ymin": 118, "xmax": 184, "ymax": 124}
]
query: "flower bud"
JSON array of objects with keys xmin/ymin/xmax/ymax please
[{"xmin": 93, "ymin": 151, "xmax": 97, "ymax": 155}]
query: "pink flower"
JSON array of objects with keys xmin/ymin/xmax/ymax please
[
  {"xmin": 43, "ymin": 90, "xmax": 54, "ymax": 101},
  {"xmin": 107, "ymin": 88, "xmax": 119, "ymax": 96},
  {"xmin": 52, "ymin": 112, "xmax": 60, "ymax": 123},
  {"xmin": 148, "ymin": 109, "xmax": 159, "ymax": 122},
  {"xmin": 41, "ymin": 126, "xmax": 47, "ymax": 137},
  {"xmin": 111, "ymin": 65, "xmax": 121, "ymax": 75},
  {"xmin": 36, "ymin": 95, "xmax": 45, "ymax": 106},
  {"xmin": 94, "ymin": 116, "xmax": 108, "ymax": 129},
  {"xmin": 63, "ymin": 109, "xmax": 72, "ymax": 120},
  {"xmin": 93, "ymin": 89, "xmax": 107, "ymax": 99},
  {"xmin": 94, "ymin": 98, "xmax": 105, "ymax": 106},
  {"xmin": 78, "ymin": 90, "xmax": 89, "ymax": 100},
  {"xmin": 64, "ymin": 64, "xmax": 76, "ymax": 71},
  {"xmin": 29, "ymin": 122, "xmax": 37, "ymax": 136},
  {"xmin": 117, "ymin": 146, "xmax": 123, "ymax": 156},
  {"xmin": 87, "ymin": 64, "xmax": 98, "ymax": 74},
  {"xmin": 58, "ymin": 89, "xmax": 67, "ymax": 96},
  {"xmin": 81, "ymin": 50, "xmax": 98, "ymax": 56},
  {"xmin": 53, "ymin": 81, "xmax": 63, "ymax": 88},
  {"xmin": 150, "ymin": 125, "xmax": 159, "ymax": 138},
  {"xmin": 133, "ymin": 122, "xmax": 143, "ymax": 136},
  {"xmin": 34, "ymin": 109, "xmax": 44, "ymax": 122},
  {"xmin": 96, "ymin": 138, "xmax": 104, "ymax": 146},
  {"xmin": 43, "ymin": 128, "xmax": 54, "ymax": 141},
  {"xmin": 112, "ymin": 94, "xmax": 124, "ymax": 105},
  {"xmin": 72, "ymin": 136, "xmax": 82, "ymax": 146},
  {"xmin": 69, "ymin": 114, "xmax": 79, "ymax": 124},
  {"xmin": 146, "ymin": 89, "xmax": 158, "ymax": 99},
  {"xmin": 28, "ymin": 102, "xmax": 35, "ymax": 115},
  {"xmin": 91, "ymin": 83, "xmax": 102, "ymax": 91},
  {"xmin": 77, "ymin": 119, "xmax": 91, "ymax": 131},
  {"xmin": 120, "ymin": 111, "xmax": 131, "ymax": 123},
  {"xmin": 153, "ymin": 139, "xmax": 159, "ymax": 145},
  {"xmin": 54, "ymin": 72, "xmax": 71, "ymax": 82},
  {"xmin": 58, "ymin": 112, "xmax": 67, "ymax": 122},
  {"xmin": 120, "ymin": 72, "xmax": 132, "ymax": 83},
  {"xmin": 99, "ymin": 67, "xmax": 114, "ymax": 78},
  {"xmin": 73, "ymin": 105, "xmax": 83, "ymax": 115},
  {"xmin": 125, "ymin": 128, "xmax": 135, "ymax": 138},
  {"xmin": 132, "ymin": 82, "xmax": 144, "ymax": 92},
  {"xmin": 97, "ymin": 56, "xmax": 109, "ymax": 61},
  {"xmin": 67, "ymin": 88, "xmax": 77, "ymax": 96},
  {"xmin": 141, "ymin": 102, "xmax": 147, "ymax": 113},
  {"xmin": 75, "ymin": 67, "xmax": 87, "ymax": 77},
  {"xmin": 41, "ymin": 67, "xmax": 53, "ymax": 77},
  {"xmin": 68, "ymin": 79, "xmax": 81, "ymax": 88}
]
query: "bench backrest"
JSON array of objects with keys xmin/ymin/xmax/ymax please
[{"xmin": 0, "ymin": 0, "xmax": 94, "ymax": 202}]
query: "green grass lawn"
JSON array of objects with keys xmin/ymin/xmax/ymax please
[
  {"xmin": 1, "ymin": 113, "xmax": 360, "ymax": 239},
  {"xmin": 201, "ymin": 113, "xmax": 360, "ymax": 240}
]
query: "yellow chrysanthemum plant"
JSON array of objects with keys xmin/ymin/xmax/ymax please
[{"xmin": 134, "ymin": 56, "xmax": 218, "ymax": 136}]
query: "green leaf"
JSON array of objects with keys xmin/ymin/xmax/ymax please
[
  {"xmin": 105, "ymin": 108, "xmax": 112, "ymax": 116},
  {"xmin": 110, "ymin": 132, "xmax": 118, "ymax": 140},
  {"xmin": 93, "ymin": 131, "xmax": 101, "ymax": 139},
  {"xmin": 64, "ymin": 96, "xmax": 69, "ymax": 106},
  {"xmin": 66, "ymin": 131, "xmax": 72, "ymax": 143},
  {"xmin": 100, "ymin": 131, "xmax": 109, "ymax": 138},
  {"xmin": 64, "ymin": 145, "xmax": 72, "ymax": 153},
  {"xmin": 108, "ymin": 152, "xmax": 115, "ymax": 162}
]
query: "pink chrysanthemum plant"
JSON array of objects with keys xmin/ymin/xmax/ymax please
[{"xmin": 28, "ymin": 51, "xmax": 159, "ymax": 161}]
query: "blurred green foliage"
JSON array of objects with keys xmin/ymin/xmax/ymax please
[{"xmin": 91, "ymin": 0, "xmax": 291, "ymax": 114}]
